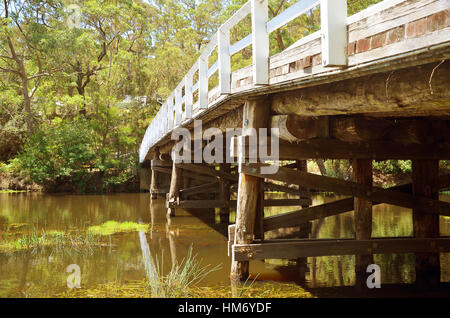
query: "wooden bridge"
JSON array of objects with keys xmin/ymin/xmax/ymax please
[{"xmin": 139, "ymin": 0, "xmax": 450, "ymax": 288}]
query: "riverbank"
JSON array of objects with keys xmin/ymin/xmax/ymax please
[{"xmin": 0, "ymin": 171, "xmax": 140, "ymax": 194}]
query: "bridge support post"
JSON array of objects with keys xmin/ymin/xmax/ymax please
[
  {"xmin": 150, "ymin": 148, "xmax": 160, "ymax": 200},
  {"xmin": 295, "ymin": 159, "xmax": 312, "ymax": 282},
  {"xmin": 167, "ymin": 153, "xmax": 183, "ymax": 218},
  {"xmin": 219, "ymin": 163, "xmax": 231, "ymax": 225},
  {"xmin": 231, "ymin": 97, "xmax": 269, "ymax": 281},
  {"xmin": 353, "ymin": 159, "xmax": 374, "ymax": 290},
  {"xmin": 412, "ymin": 159, "xmax": 440, "ymax": 289}
]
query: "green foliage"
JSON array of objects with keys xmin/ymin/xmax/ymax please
[
  {"xmin": 373, "ymin": 160, "xmax": 412, "ymax": 175},
  {"xmin": 15, "ymin": 118, "xmax": 95, "ymax": 183},
  {"xmin": 0, "ymin": 0, "xmax": 395, "ymax": 192}
]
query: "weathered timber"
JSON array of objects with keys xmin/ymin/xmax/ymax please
[
  {"xmin": 179, "ymin": 182, "xmax": 220, "ymax": 197},
  {"xmin": 159, "ymin": 153, "xmax": 172, "ymax": 162},
  {"xmin": 240, "ymin": 163, "xmax": 450, "ymax": 216},
  {"xmin": 264, "ymin": 199, "xmax": 312, "ymax": 207},
  {"xmin": 151, "ymin": 159, "xmax": 172, "ymax": 168},
  {"xmin": 413, "ymin": 159, "xmax": 440, "ymax": 288},
  {"xmin": 152, "ymin": 166, "xmax": 172, "ymax": 175},
  {"xmin": 228, "ymin": 224, "xmax": 235, "ymax": 257},
  {"xmin": 178, "ymin": 163, "xmax": 238, "ymax": 182},
  {"xmin": 273, "ymin": 115, "xmax": 450, "ymax": 144},
  {"xmin": 167, "ymin": 159, "xmax": 183, "ymax": 217},
  {"xmin": 170, "ymin": 199, "xmax": 312, "ymax": 209},
  {"xmin": 295, "ymin": 159, "xmax": 311, "ymax": 282},
  {"xmin": 271, "ymin": 62, "xmax": 450, "ymax": 118},
  {"xmin": 219, "ymin": 163, "xmax": 231, "ymax": 224},
  {"xmin": 271, "ymin": 115, "xmax": 329, "ymax": 142},
  {"xmin": 154, "ymin": 166, "xmax": 216, "ymax": 183},
  {"xmin": 264, "ymin": 181, "xmax": 309, "ymax": 197},
  {"xmin": 231, "ymin": 97, "xmax": 270, "ymax": 281},
  {"xmin": 263, "ymin": 173, "xmax": 450, "ymax": 232},
  {"xmin": 170, "ymin": 200, "xmax": 234, "ymax": 209},
  {"xmin": 233, "ymin": 238, "xmax": 450, "ymax": 261},
  {"xmin": 353, "ymin": 159, "xmax": 374, "ymax": 290},
  {"xmin": 150, "ymin": 149, "xmax": 160, "ymax": 199},
  {"xmin": 140, "ymin": 167, "xmax": 152, "ymax": 192},
  {"xmin": 233, "ymin": 137, "xmax": 450, "ymax": 160},
  {"xmin": 150, "ymin": 188, "xmax": 170, "ymax": 194}
]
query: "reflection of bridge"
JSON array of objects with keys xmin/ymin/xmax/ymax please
[{"xmin": 139, "ymin": 0, "xmax": 450, "ymax": 288}]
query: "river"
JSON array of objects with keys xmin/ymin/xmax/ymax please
[{"xmin": 0, "ymin": 192, "xmax": 449, "ymax": 297}]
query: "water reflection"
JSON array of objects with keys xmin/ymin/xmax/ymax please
[{"xmin": 0, "ymin": 192, "xmax": 449, "ymax": 297}]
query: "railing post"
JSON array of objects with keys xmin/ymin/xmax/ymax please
[
  {"xmin": 163, "ymin": 103, "xmax": 168, "ymax": 134},
  {"xmin": 167, "ymin": 95, "xmax": 174, "ymax": 130},
  {"xmin": 175, "ymin": 86, "xmax": 183, "ymax": 126},
  {"xmin": 218, "ymin": 26, "xmax": 231, "ymax": 95},
  {"xmin": 199, "ymin": 55, "xmax": 209, "ymax": 109},
  {"xmin": 251, "ymin": 0, "xmax": 269, "ymax": 85},
  {"xmin": 321, "ymin": 0, "xmax": 347, "ymax": 67},
  {"xmin": 185, "ymin": 74, "xmax": 193, "ymax": 119}
]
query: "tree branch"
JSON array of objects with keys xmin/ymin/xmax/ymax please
[{"xmin": 0, "ymin": 66, "xmax": 20, "ymax": 75}]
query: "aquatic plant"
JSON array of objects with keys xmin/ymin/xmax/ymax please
[
  {"xmin": 88, "ymin": 221, "xmax": 149, "ymax": 236},
  {"xmin": 0, "ymin": 229, "xmax": 103, "ymax": 253},
  {"xmin": 0, "ymin": 190, "xmax": 27, "ymax": 194},
  {"xmin": 139, "ymin": 228, "xmax": 220, "ymax": 298}
]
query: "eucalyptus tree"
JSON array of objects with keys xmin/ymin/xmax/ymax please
[{"xmin": 0, "ymin": 0, "xmax": 62, "ymax": 134}]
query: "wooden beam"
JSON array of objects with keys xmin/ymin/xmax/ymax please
[
  {"xmin": 353, "ymin": 159, "xmax": 374, "ymax": 289},
  {"xmin": 240, "ymin": 163, "xmax": 450, "ymax": 216},
  {"xmin": 170, "ymin": 199, "xmax": 312, "ymax": 209},
  {"xmin": 271, "ymin": 115, "xmax": 329, "ymax": 142},
  {"xmin": 152, "ymin": 166, "xmax": 172, "ymax": 175},
  {"xmin": 271, "ymin": 62, "xmax": 450, "ymax": 118},
  {"xmin": 178, "ymin": 163, "xmax": 238, "ymax": 182},
  {"xmin": 263, "ymin": 174, "xmax": 450, "ymax": 232},
  {"xmin": 150, "ymin": 152, "xmax": 160, "ymax": 200},
  {"xmin": 219, "ymin": 163, "xmax": 231, "ymax": 224},
  {"xmin": 151, "ymin": 159, "xmax": 172, "ymax": 168},
  {"xmin": 150, "ymin": 188, "xmax": 170, "ymax": 195},
  {"xmin": 153, "ymin": 165, "xmax": 217, "ymax": 183},
  {"xmin": 264, "ymin": 181, "xmax": 309, "ymax": 197},
  {"xmin": 273, "ymin": 116, "xmax": 450, "ymax": 144},
  {"xmin": 231, "ymin": 97, "xmax": 270, "ymax": 281},
  {"xmin": 295, "ymin": 159, "xmax": 311, "ymax": 282},
  {"xmin": 179, "ymin": 182, "xmax": 220, "ymax": 197},
  {"xmin": 264, "ymin": 199, "xmax": 312, "ymax": 207},
  {"xmin": 233, "ymin": 238, "xmax": 450, "ymax": 261},
  {"xmin": 167, "ymin": 160, "xmax": 183, "ymax": 217},
  {"xmin": 170, "ymin": 200, "xmax": 234, "ymax": 209},
  {"xmin": 413, "ymin": 159, "xmax": 440, "ymax": 288},
  {"xmin": 233, "ymin": 137, "xmax": 450, "ymax": 160},
  {"xmin": 159, "ymin": 153, "xmax": 172, "ymax": 162}
]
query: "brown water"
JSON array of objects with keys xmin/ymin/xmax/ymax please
[{"xmin": 0, "ymin": 192, "xmax": 449, "ymax": 297}]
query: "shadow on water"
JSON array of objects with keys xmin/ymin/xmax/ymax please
[{"xmin": 0, "ymin": 192, "xmax": 450, "ymax": 297}]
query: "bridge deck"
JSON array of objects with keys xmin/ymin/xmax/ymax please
[{"xmin": 140, "ymin": 0, "xmax": 449, "ymax": 163}]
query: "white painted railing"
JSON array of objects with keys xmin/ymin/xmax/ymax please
[{"xmin": 140, "ymin": 0, "xmax": 348, "ymax": 162}]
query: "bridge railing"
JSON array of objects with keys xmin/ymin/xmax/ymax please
[{"xmin": 140, "ymin": 0, "xmax": 348, "ymax": 162}]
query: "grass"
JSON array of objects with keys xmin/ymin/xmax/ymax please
[
  {"xmin": 145, "ymin": 245, "xmax": 221, "ymax": 298},
  {"xmin": 87, "ymin": 221, "xmax": 149, "ymax": 236},
  {"xmin": 0, "ymin": 229, "xmax": 103, "ymax": 253}
]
